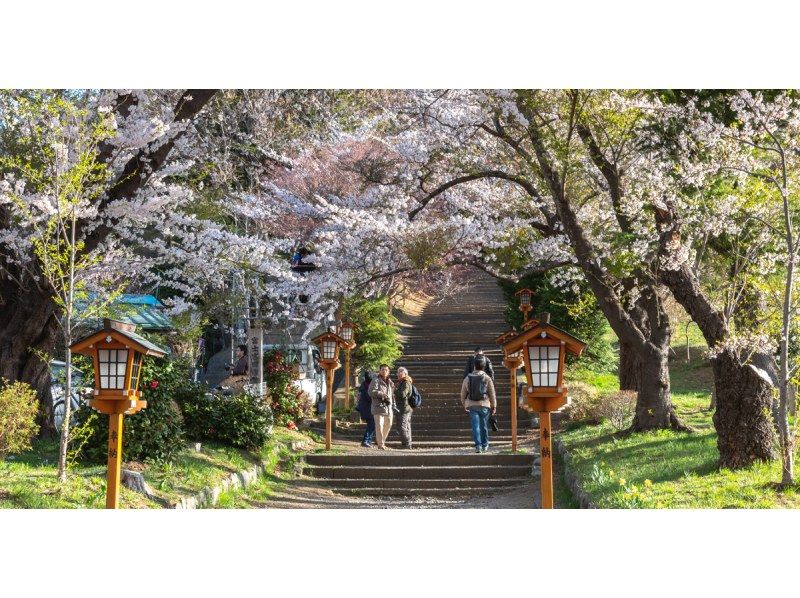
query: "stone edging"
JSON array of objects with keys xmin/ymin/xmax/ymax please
[
  {"xmin": 171, "ymin": 440, "xmax": 308, "ymax": 509},
  {"xmin": 554, "ymin": 437, "xmax": 597, "ymax": 509}
]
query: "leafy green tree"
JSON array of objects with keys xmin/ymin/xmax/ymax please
[{"xmin": 342, "ymin": 296, "xmax": 403, "ymax": 374}]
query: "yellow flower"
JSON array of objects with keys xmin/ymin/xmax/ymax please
[
  {"xmin": 618, "ymin": 478, "xmax": 627, "ymax": 486},
  {"xmin": 644, "ymin": 479, "xmax": 653, "ymax": 487},
  {"xmin": 609, "ymin": 469, "xmax": 615, "ymax": 477},
  {"xmin": 600, "ymin": 461, "xmax": 605, "ymax": 466}
]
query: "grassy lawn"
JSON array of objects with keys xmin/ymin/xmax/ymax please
[
  {"xmin": 0, "ymin": 428, "xmax": 318, "ymax": 509},
  {"xmin": 558, "ymin": 341, "xmax": 800, "ymax": 508}
]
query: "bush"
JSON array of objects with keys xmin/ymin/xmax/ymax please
[
  {"xmin": 179, "ymin": 390, "xmax": 274, "ymax": 451},
  {"xmin": 215, "ymin": 393, "xmax": 274, "ymax": 450},
  {"xmin": 563, "ymin": 381, "xmax": 602, "ymax": 424},
  {"xmin": 0, "ymin": 379, "xmax": 39, "ymax": 460},
  {"xmin": 76, "ymin": 358, "xmax": 186, "ymax": 463},
  {"xmin": 597, "ymin": 390, "xmax": 637, "ymax": 431},
  {"xmin": 265, "ymin": 350, "xmax": 313, "ymax": 427}
]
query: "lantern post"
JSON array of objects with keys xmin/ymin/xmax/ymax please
[
  {"xmin": 338, "ymin": 322, "xmax": 357, "ymax": 410},
  {"xmin": 496, "ymin": 329, "xmax": 522, "ymax": 452},
  {"xmin": 515, "ymin": 288, "xmax": 534, "ymax": 322},
  {"xmin": 501, "ymin": 313, "xmax": 586, "ymax": 509},
  {"xmin": 69, "ymin": 319, "xmax": 167, "ymax": 509},
  {"xmin": 312, "ymin": 330, "xmax": 346, "ymax": 450}
]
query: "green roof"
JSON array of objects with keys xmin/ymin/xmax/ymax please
[{"xmin": 122, "ymin": 305, "xmax": 174, "ymax": 331}]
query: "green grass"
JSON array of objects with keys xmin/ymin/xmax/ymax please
[
  {"xmin": 209, "ymin": 429, "xmax": 310, "ymax": 508},
  {"xmin": 0, "ymin": 428, "xmax": 318, "ymax": 509},
  {"xmin": 0, "ymin": 440, "xmax": 153, "ymax": 508},
  {"xmin": 558, "ymin": 346, "xmax": 800, "ymax": 508}
]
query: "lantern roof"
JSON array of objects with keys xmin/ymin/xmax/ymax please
[
  {"xmin": 514, "ymin": 288, "xmax": 535, "ymax": 297},
  {"xmin": 311, "ymin": 330, "xmax": 347, "ymax": 347},
  {"xmin": 501, "ymin": 318, "xmax": 587, "ymax": 357},
  {"xmin": 494, "ymin": 329, "xmax": 519, "ymax": 346},
  {"xmin": 69, "ymin": 319, "xmax": 168, "ymax": 357}
]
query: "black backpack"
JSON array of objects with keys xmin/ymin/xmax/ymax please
[
  {"xmin": 468, "ymin": 374, "xmax": 487, "ymax": 402},
  {"xmin": 409, "ymin": 384, "xmax": 422, "ymax": 409}
]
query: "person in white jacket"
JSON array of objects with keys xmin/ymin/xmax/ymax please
[{"xmin": 368, "ymin": 364, "xmax": 395, "ymax": 450}]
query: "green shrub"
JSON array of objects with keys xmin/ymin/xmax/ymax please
[
  {"xmin": 216, "ymin": 393, "xmax": 274, "ymax": 450},
  {"xmin": 265, "ymin": 350, "xmax": 313, "ymax": 427},
  {"xmin": 563, "ymin": 381, "xmax": 602, "ymax": 424},
  {"xmin": 0, "ymin": 379, "xmax": 39, "ymax": 460},
  {"xmin": 76, "ymin": 358, "xmax": 186, "ymax": 463},
  {"xmin": 179, "ymin": 390, "xmax": 274, "ymax": 450}
]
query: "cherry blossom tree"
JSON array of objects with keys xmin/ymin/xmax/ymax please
[{"xmin": 687, "ymin": 90, "xmax": 800, "ymax": 482}]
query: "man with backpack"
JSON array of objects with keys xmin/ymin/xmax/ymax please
[
  {"xmin": 460, "ymin": 356, "xmax": 497, "ymax": 453},
  {"xmin": 464, "ymin": 346, "xmax": 494, "ymax": 379}
]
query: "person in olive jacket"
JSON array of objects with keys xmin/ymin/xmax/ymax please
[
  {"xmin": 394, "ymin": 367, "xmax": 414, "ymax": 449},
  {"xmin": 368, "ymin": 364, "xmax": 395, "ymax": 450}
]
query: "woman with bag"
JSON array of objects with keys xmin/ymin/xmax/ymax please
[{"xmin": 394, "ymin": 367, "xmax": 414, "ymax": 449}]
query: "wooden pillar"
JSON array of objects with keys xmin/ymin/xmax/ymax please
[
  {"xmin": 510, "ymin": 367, "xmax": 518, "ymax": 452},
  {"xmin": 106, "ymin": 412, "xmax": 124, "ymax": 509},
  {"xmin": 325, "ymin": 368, "xmax": 333, "ymax": 450},
  {"xmin": 344, "ymin": 349, "xmax": 351, "ymax": 410},
  {"xmin": 539, "ymin": 410, "xmax": 553, "ymax": 509}
]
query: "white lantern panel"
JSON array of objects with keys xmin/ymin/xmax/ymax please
[
  {"xmin": 528, "ymin": 344, "xmax": 558, "ymax": 388},
  {"xmin": 100, "ymin": 363, "xmax": 109, "ymax": 376}
]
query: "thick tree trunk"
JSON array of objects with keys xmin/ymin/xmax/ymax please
[
  {"xmin": 618, "ymin": 340, "xmax": 640, "ymax": 391},
  {"xmin": 712, "ymin": 349, "xmax": 776, "ymax": 469},
  {"xmin": 629, "ymin": 344, "xmax": 686, "ymax": 431},
  {"xmin": 0, "ymin": 281, "xmax": 60, "ymax": 434}
]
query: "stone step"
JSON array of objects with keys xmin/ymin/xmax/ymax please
[
  {"xmin": 306, "ymin": 465, "xmax": 533, "ymax": 480},
  {"xmin": 312, "ymin": 477, "xmax": 530, "ymax": 490},
  {"xmin": 305, "ymin": 453, "xmax": 534, "ymax": 467}
]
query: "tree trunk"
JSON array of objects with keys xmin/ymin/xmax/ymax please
[
  {"xmin": 712, "ymin": 348, "xmax": 776, "ymax": 469},
  {"xmin": 629, "ymin": 344, "xmax": 684, "ymax": 431},
  {"xmin": 618, "ymin": 340, "xmax": 640, "ymax": 391},
  {"xmin": 0, "ymin": 281, "xmax": 59, "ymax": 434}
]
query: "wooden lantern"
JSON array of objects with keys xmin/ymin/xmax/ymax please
[
  {"xmin": 501, "ymin": 313, "xmax": 586, "ymax": 509},
  {"xmin": 69, "ymin": 319, "xmax": 167, "ymax": 509},
  {"xmin": 311, "ymin": 330, "xmax": 347, "ymax": 449},
  {"xmin": 515, "ymin": 288, "xmax": 535, "ymax": 322}
]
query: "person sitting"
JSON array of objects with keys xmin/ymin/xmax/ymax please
[{"xmin": 228, "ymin": 344, "xmax": 249, "ymax": 376}]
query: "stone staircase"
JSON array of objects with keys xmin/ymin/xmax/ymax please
[{"xmin": 302, "ymin": 271, "xmax": 537, "ymax": 497}]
